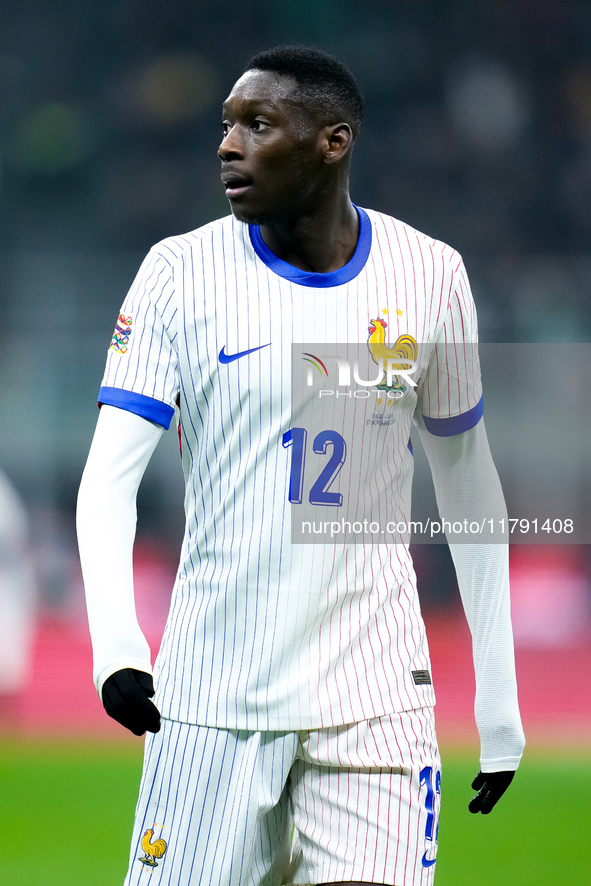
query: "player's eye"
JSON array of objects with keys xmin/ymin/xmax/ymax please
[
  {"xmin": 221, "ymin": 121, "xmax": 232, "ymax": 137},
  {"xmin": 251, "ymin": 118, "xmax": 269, "ymax": 131}
]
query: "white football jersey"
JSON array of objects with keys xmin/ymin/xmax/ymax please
[{"xmin": 99, "ymin": 208, "xmax": 482, "ymax": 729}]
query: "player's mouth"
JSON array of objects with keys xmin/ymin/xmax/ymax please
[{"xmin": 221, "ymin": 172, "xmax": 253, "ymax": 199}]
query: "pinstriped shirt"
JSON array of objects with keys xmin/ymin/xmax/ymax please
[{"xmin": 99, "ymin": 207, "xmax": 482, "ymax": 729}]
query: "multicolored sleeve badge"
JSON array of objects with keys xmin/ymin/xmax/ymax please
[{"xmin": 109, "ymin": 314, "xmax": 133, "ymax": 354}]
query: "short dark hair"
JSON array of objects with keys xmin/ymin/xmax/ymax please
[{"xmin": 244, "ymin": 44, "xmax": 364, "ymax": 137}]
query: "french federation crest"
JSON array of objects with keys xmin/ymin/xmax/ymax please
[
  {"xmin": 367, "ymin": 313, "xmax": 417, "ymax": 393},
  {"xmin": 138, "ymin": 825, "xmax": 168, "ymax": 868}
]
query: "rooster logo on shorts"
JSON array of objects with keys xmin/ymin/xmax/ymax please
[{"xmin": 138, "ymin": 825, "xmax": 168, "ymax": 868}]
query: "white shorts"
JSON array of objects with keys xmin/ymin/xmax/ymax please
[{"xmin": 124, "ymin": 708, "xmax": 441, "ymax": 886}]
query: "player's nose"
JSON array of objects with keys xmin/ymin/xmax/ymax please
[{"xmin": 218, "ymin": 125, "xmax": 244, "ymax": 161}]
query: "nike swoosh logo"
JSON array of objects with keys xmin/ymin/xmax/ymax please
[
  {"xmin": 421, "ymin": 852, "xmax": 436, "ymax": 868},
  {"xmin": 219, "ymin": 343, "xmax": 271, "ymax": 364}
]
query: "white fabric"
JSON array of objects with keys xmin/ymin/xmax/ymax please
[
  {"xmin": 417, "ymin": 419, "xmax": 525, "ymax": 771},
  {"xmin": 124, "ymin": 709, "xmax": 440, "ymax": 886},
  {"xmin": 78, "ymin": 209, "xmax": 524, "ymax": 767},
  {"xmin": 90, "ymin": 210, "xmax": 484, "ymax": 730},
  {"xmin": 77, "ymin": 405, "xmax": 164, "ymax": 696},
  {"xmin": 78, "ymin": 404, "xmax": 525, "ymax": 770}
]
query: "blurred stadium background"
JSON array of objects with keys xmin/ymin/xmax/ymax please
[{"xmin": 0, "ymin": 1, "xmax": 590, "ymax": 883}]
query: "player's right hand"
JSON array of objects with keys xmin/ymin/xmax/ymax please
[{"xmin": 101, "ymin": 668, "xmax": 161, "ymax": 736}]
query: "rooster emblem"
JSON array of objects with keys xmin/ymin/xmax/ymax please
[
  {"xmin": 367, "ymin": 317, "xmax": 417, "ymax": 392},
  {"xmin": 139, "ymin": 826, "xmax": 168, "ymax": 868}
]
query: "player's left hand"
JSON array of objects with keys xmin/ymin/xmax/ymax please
[
  {"xmin": 101, "ymin": 667, "xmax": 161, "ymax": 736},
  {"xmin": 468, "ymin": 770, "xmax": 514, "ymax": 814}
]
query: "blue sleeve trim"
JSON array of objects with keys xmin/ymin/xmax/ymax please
[
  {"xmin": 423, "ymin": 395, "xmax": 484, "ymax": 437},
  {"xmin": 98, "ymin": 387, "xmax": 175, "ymax": 430}
]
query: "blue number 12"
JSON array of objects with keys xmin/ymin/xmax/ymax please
[{"xmin": 282, "ymin": 427, "xmax": 346, "ymax": 506}]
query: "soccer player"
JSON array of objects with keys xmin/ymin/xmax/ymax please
[{"xmin": 77, "ymin": 45, "xmax": 525, "ymax": 886}]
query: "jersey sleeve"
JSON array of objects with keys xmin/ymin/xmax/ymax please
[
  {"xmin": 417, "ymin": 422, "xmax": 525, "ymax": 770},
  {"xmin": 415, "ymin": 258, "xmax": 483, "ymax": 437},
  {"xmin": 99, "ymin": 248, "xmax": 179, "ymax": 429}
]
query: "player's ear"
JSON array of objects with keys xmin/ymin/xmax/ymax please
[{"xmin": 322, "ymin": 123, "xmax": 354, "ymax": 165}]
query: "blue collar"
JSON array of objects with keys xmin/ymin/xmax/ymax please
[{"xmin": 248, "ymin": 206, "xmax": 372, "ymax": 288}]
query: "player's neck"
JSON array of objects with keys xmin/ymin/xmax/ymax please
[{"xmin": 259, "ymin": 194, "xmax": 359, "ymax": 274}]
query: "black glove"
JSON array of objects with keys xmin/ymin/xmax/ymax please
[
  {"xmin": 469, "ymin": 770, "xmax": 514, "ymax": 814},
  {"xmin": 101, "ymin": 668, "xmax": 161, "ymax": 736}
]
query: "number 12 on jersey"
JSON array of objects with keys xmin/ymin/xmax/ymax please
[{"xmin": 282, "ymin": 427, "xmax": 347, "ymax": 506}]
